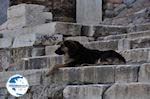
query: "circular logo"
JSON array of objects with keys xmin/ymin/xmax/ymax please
[{"xmin": 6, "ymin": 74, "xmax": 29, "ymax": 97}]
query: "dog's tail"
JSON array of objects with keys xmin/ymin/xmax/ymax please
[
  {"xmin": 118, "ymin": 54, "xmax": 126, "ymax": 63},
  {"xmin": 111, "ymin": 50, "xmax": 126, "ymax": 64}
]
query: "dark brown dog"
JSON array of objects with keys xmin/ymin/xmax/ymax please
[{"xmin": 46, "ymin": 40, "xmax": 126, "ymax": 76}]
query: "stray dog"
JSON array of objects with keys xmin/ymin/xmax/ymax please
[{"xmin": 46, "ymin": 40, "xmax": 126, "ymax": 76}]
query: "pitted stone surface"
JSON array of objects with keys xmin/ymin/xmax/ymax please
[
  {"xmin": 115, "ymin": 65, "xmax": 139, "ymax": 83},
  {"xmin": 12, "ymin": 33, "xmax": 63, "ymax": 47},
  {"xmin": 63, "ymin": 84, "xmax": 110, "ymax": 99},
  {"xmin": 104, "ymin": 83, "xmax": 150, "ymax": 99},
  {"xmin": 1, "ymin": 4, "xmax": 52, "ymax": 29},
  {"xmin": 139, "ymin": 63, "xmax": 150, "ymax": 83},
  {"xmin": 76, "ymin": 0, "xmax": 102, "ymax": 24}
]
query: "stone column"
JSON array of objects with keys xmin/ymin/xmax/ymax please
[
  {"xmin": 76, "ymin": 0, "xmax": 102, "ymax": 25},
  {"xmin": 0, "ymin": 0, "xmax": 9, "ymax": 25}
]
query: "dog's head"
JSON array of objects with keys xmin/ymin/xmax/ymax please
[{"xmin": 55, "ymin": 40, "xmax": 84, "ymax": 56}]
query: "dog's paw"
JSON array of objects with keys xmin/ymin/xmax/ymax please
[{"xmin": 45, "ymin": 65, "xmax": 60, "ymax": 77}]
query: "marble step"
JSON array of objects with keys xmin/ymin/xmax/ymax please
[
  {"xmin": 1, "ymin": 63, "xmax": 150, "ymax": 98},
  {"xmin": 2, "ymin": 47, "xmax": 150, "ymax": 71},
  {"xmin": 0, "ymin": 65, "xmax": 140, "ymax": 87},
  {"xmin": 63, "ymin": 83, "xmax": 150, "ymax": 99},
  {"xmin": 104, "ymin": 82, "xmax": 150, "ymax": 99},
  {"xmin": 19, "ymin": 48, "xmax": 150, "ymax": 71},
  {"xmin": 63, "ymin": 84, "xmax": 110, "ymax": 99},
  {"xmin": 45, "ymin": 38, "xmax": 150, "ymax": 55},
  {"xmin": 98, "ymin": 30, "xmax": 150, "ymax": 41},
  {"xmin": 0, "ymin": 22, "xmax": 128, "ymax": 38}
]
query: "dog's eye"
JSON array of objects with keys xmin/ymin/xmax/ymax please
[{"xmin": 61, "ymin": 45, "xmax": 65, "ymax": 48}]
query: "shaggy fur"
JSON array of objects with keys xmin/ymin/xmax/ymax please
[{"xmin": 46, "ymin": 40, "xmax": 126, "ymax": 76}]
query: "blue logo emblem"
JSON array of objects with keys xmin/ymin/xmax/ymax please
[{"xmin": 6, "ymin": 74, "xmax": 29, "ymax": 97}]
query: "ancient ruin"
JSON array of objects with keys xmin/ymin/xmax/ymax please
[{"xmin": 0, "ymin": 0, "xmax": 150, "ymax": 99}]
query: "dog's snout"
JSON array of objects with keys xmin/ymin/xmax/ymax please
[
  {"xmin": 55, "ymin": 47, "xmax": 64, "ymax": 55},
  {"xmin": 55, "ymin": 49, "xmax": 59, "ymax": 54}
]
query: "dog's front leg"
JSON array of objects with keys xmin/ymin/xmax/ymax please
[{"xmin": 46, "ymin": 64, "xmax": 67, "ymax": 76}]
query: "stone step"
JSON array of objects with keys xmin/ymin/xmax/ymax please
[
  {"xmin": 104, "ymin": 83, "xmax": 150, "ymax": 99},
  {"xmin": 20, "ymin": 48, "xmax": 150, "ymax": 71},
  {"xmin": 12, "ymin": 33, "xmax": 63, "ymax": 48},
  {"xmin": 120, "ymin": 48, "xmax": 150, "ymax": 64},
  {"xmin": 0, "ymin": 22, "xmax": 128, "ymax": 38},
  {"xmin": 2, "ymin": 47, "xmax": 150, "ymax": 71},
  {"xmin": 139, "ymin": 63, "xmax": 150, "ymax": 83},
  {"xmin": 0, "ymin": 47, "xmax": 47, "ymax": 71},
  {"xmin": 1, "ymin": 63, "xmax": 150, "ymax": 98},
  {"xmin": 45, "ymin": 40, "xmax": 119, "ymax": 56},
  {"xmin": 98, "ymin": 30, "xmax": 150, "ymax": 41},
  {"xmin": 21, "ymin": 55, "xmax": 64, "ymax": 70},
  {"xmin": 51, "ymin": 65, "xmax": 140, "ymax": 84},
  {"xmin": 22, "ymin": 63, "xmax": 140, "ymax": 84},
  {"xmin": 129, "ymin": 23, "xmax": 150, "ymax": 32},
  {"xmin": 87, "ymin": 37, "xmax": 150, "ymax": 51},
  {"xmin": 0, "ymin": 65, "xmax": 140, "ymax": 87},
  {"xmin": 0, "ymin": 69, "xmax": 46, "ymax": 87},
  {"xmin": 45, "ymin": 38, "xmax": 150, "ymax": 55},
  {"xmin": 63, "ymin": 84, "xmax": 110, "ymax": 99}
]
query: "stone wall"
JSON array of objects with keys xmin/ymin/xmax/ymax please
[
  {"xmin": 103, "ymin": 0, "xmax": 150, "ymax": 18},
  {"xmin": 10, "ymin": 0, "xmax": 76, "ymax": 22},
  {"xmin": 103, "ymin": 0, "xmax": 150, "ymax": 25}
]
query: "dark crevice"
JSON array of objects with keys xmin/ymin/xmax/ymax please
[
  {"xmin": 101, "ymin": 84, "xmax": 113, "ymax": 99},
  {"xmin": 136, "ymin": 66, "xmax": 141, "ymax": 82}
]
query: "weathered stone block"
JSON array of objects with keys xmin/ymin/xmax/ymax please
[
  {"xmin": 31, "ymin": 47, "xmax": 45, "ymax": 56},
  {"xmin": 10, "ymin": 47, "xmax": 32, "ymax": 70},
  {"xmin": 32, "ymin": 22, "xmax": 82, "ymax": 36},
  {"xmin": 99, "ymin": 34, "xmax": 127, "ymax": 41},
  {"xmin": 120, "ymin": 48, "xmax": 150, "ymax": 64},
  {"xmin": 82, "ymin": 25, "xmax": 127, "ymax": 37},
  {"xmin": 76, "ymin": 0, "xmax": 102, "ymax": 24},
  {"xmin": 4, "ymin": 11, "xmax": 52, "ymax": 29},
  {"xmin": 0, "ymin": 0, "xmax": 9, "ymax": 25},
  {"xmin": 0, "ymin": 50, "xmax": 11, "ymax": 71},
  {"xmin": 130, "ymin": 37, "xmax": 150, "ymax": 49},
  {"xmin": 139, "ymin": 63, "xmax": 150, "ymax": 83},
  {"xmin": 101, "ymin": 30, "xmax": 150, "ymax": 41},
  {"xmin": 0, "ymin": 22, "xmax": 69, "ymax": 38},
  {"xmin": 65, "ymin": 36, "xmax": 94, "ymax": 43},
  {"xmin": 63, "ymin": 84, "xmax": 110, "ymax": 99},
  {"xmin": 0, "ymin": 38, "xmax": 13, "ymax": 48},
  {"xmin": 2, "ymin": 4, "xmax": 52, "ymax": 29},
  {"xmin": 55, "ymin": 22, "xmax": 82, "ymax": 36},
  {"xmin": 127, "ymin": 31, "xmax": 150, "ymax": 39},
  {"xmin": 107, "ymin": 0, "xmax": 123, "ymax": 4},
  {"xmin": 84, "ymin": 40, "xmax": 118, "ymax": 51},
  {"xmin": 104, "ymin": 83, "xmax": 150, "ymax": 99},
  {"xmin": 45, "ymin": 45, "xmax": 59, "ymax": 55},
  {"xmin": 134, "ymin": 23, "xmax": 150, "ymax": 32},
  {"xmin": 12, "ymin": 33, "xmax": 63, "ymax": 48},
  {"xmin": 93, "ymin": 25, "xmax": 128, "ymax": 37},
  {"xmin": 123, "ymin": 0, "xmax": 136, "ymax": 5},
  {"xmin": 0, "ymin": 69, "xmax": 45, "ymax": 87},
  {"xmin": 115, "ymin": 65, "xmax": 139, "ymax": 83},
  {"xmin": 81, "ymin": 25, "xmax": 95, "ymax": 36},
  {"xmin": 8, "ymin": 4, "xmax": 45, "ymax": 18},
  {"xmin": 21, "ymin": 55, "xmax": 64, "ymax": 70},
  {"xmin": 118, "ymin": 39, "xmax": 130, "ymax": 51},
  {"xmin": 57, "ymin": 66, "xmax": 115, "ymax": 84}
]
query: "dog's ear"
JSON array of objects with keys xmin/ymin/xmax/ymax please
[
  {"xmin": 64, "ymin": 40, "xmax": 84, "ymax": 55},
  {"xmin": 56, "ymin": 41, "xmax": 63, "ymax": 45}
]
